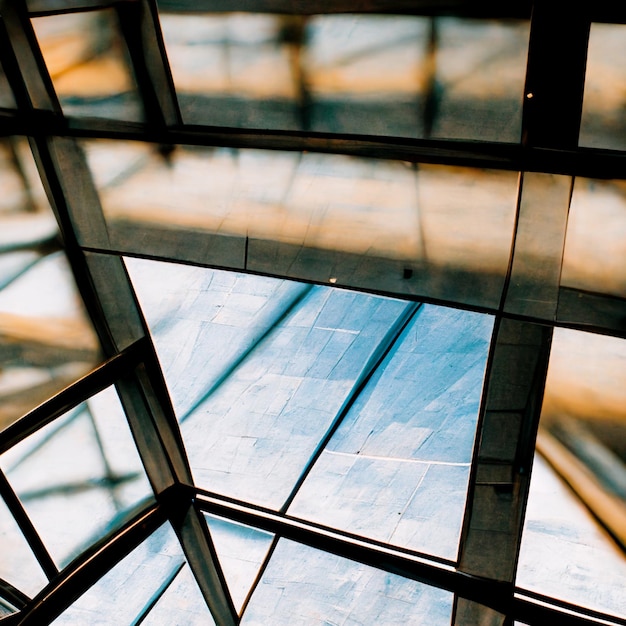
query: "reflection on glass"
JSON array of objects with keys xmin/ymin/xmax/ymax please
[
  {"xmin": 51, "ymin": 522, "xmax": 185, "ymax": 625},
  {"xmin": 0, "ymin": 137, "xmax": 100, "ymax": 431},
  {"xmin": 289, "ymin": 305, "xmax": 493, "ymax": 560},
  {"xmin": 537, "ymin": 327, "xmax": 626, "ymax": 545},
  {"xmin": 179, "ymin": 284, "xmax": 408, "ymax": 508},
  {"xmin": 161, "ymin": 13, "xmax": 300, "ymax": 129},
  {"xmin": 160, "ymin": 12, "xmax": 528, "ymax": 140},
  {"xmin": 517, "ymin": 456, "xmax": 626, "ymax": 619},
  {"xmin": 86, "ymin": 140, "xmax": 518, "ymax": 308},
  {"xmin": 241, "ymin": 538, "xmax": 453, "ymax": 625},
  {"xmin": 579, "ymin": 24, "xmax": 626, "ymax": 151},
  {"xmin": 304, "ymin": 15, "xmax": 428, "ymax": 137},
  {"xmin": 430, "ymin": 18, "xmax": 529, "ymax": 142},
  {"xmin": 561, "ymin": 177, "xmax": 626, "ymax": 299},
  {"xmin": 126, "ymin": 258, "xmax": 310, "ymax": 419},
  {"xmin": 32, "ymin": 11, "xmax": 142, "ymax": 121},
  {"xmin": 517, "ymin": 327, "xmax": 626, "ymax": 619},
  {"xmin": 204, "ymin": 514, "xmax": 274, "ymax": 613},
  {"xmin": 0, "ymin": 387, "xmax": 152, "ymax": 568}
]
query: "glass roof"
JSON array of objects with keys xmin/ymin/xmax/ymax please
[{"xmin": 0, "ymin": 2, "xmax": 624, "ymax": 625}]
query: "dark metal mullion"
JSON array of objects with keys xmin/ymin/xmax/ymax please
[
  {"xmin": 114, "ymin": 0, "xmax": 182, "ymax": 128},
  {"xmin": 422, "ymin": 17, "xmax": 440, "ymax": 139},
  {"xmin": 514, "ymin": 589, "xmax": 626, "ymax": 626},
  {"xmin": 521, "ymin": 3, "xmax": 591, "ymax": 149},
  {"xmin": 0, "ymin": 341, "xmax": 143, "ymax": 456},
  {"xmin": 28, "ymin": 135, "xmax": 120, "ymax": 356},
  {"xmin": 23, "ymin": 98, "xmax": 195, "ymax": 494},
  {"xmin": 15, "ymin": 502, "xmax": 166, "ymax": 626},
  {"xmin": 172, "ymin": 502, "xmax": 238, "ymax": 626},
  {"xmin": 25, "ymin": 0, "xmax": 127, "ymax": 18},
  {"xmin": 280, "ymin": 300, "xmax": 422, "ymax": 513},
  {"xmin": 1, "ymin": 110, "xmax": 626, "ymax": 180},
  {"xmin": 0, "ymin": 469, "xmax": 57, "ymax": 581}
]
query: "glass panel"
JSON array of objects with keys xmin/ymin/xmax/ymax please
[
  {"xmin": 517, "ymin": 456, "xmax": 626, "ymax": 619},
  {"xmin": 0, "ymin": 251, "xmax": 101, "ymax": 431},
  {"xmin": 241, "ymin": 538, "xmax": 453, "ymax": 625},
  {"xmin": 304, "ymin": 15, "xmax": 428, "ymax": 137},
  {"xmin": 160, "ymin": 12, "xmax": 528, "ymax": 141},
  {"xmin": 85, "ymin": 140, "xmax": 518, "ymax": 309},
  {"xmin": 52, "ymin": 522, "xmax": 186, "ymax": 625},
  {"xmin": 517, "ymin": 327, "xmax": 626, "ymax": 619},
  {"xmin": 204, "ymin": 514, "xmax": 274, "ymax": 614},
  {"xmin": 0, "ymin": 386, "xmax": 153, "ymax": 568},
  {"xmin": 126, "ymin": 258, "xmax": 309, "ymax": 419},
  {"xmin": 430, "ymin": 17, "xmax": 529, "ymax": 142},
  {"xmin": 180, "ymin": 283, "xmax": 408, "ymax": 508},
  {"xmin": 561, "ymin": 177, "xmax": 626, "ymax": 299},
  {"xmin": 579, "ymin": 23, "xmax": 626, "ymax": 151},
  {"xmin": 141, "ymin": 563, "xmax": 217, "ymax": 626},
  {"xmin": 161, "ymin": 13, "xmax": 301, "ymax": 130},
  {"xmin": 32, "ymin": 11, "xmax": 142, "ymax": 121},
  {"xmin": 536, "ymin": 327, "xmax": 626, "ymax": 541},
  {"xmin": 0, "ymin": 495, "xmax": 47, "ymax": 597},
  {"xmin": 289, "ymin": 304, "xmax": 493, "ymax": 560},
  {"xmin": 0, "ymin": 138, "xmax": 102, "ymax": 431}
]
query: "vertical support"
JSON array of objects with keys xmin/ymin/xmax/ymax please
[
  {"xmin": 454, "ymin": 318, "xmax": 553, "ymax": 625},
  {"xmin": 115, "ymin": 0, "xmax": 181, "ymax": 128},
  {"xmin": 172, "ymin": 500, "xmax": 238, "ymax": 626},
  {"xmin": 522, "ymin": 2, "xmax": 590, "ymax": 149}
]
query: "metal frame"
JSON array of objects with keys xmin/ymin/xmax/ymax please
[{"xmin": 0, "ymin": 0, "xmax": 623, "ymax": 624}]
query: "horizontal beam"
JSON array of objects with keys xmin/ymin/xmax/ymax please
[
  {"xmin": 0, "ymin": 112, "xmax": 624, "ymax": 181},
  {"xmin": 26, "ymin": 0, "xmax": 534, "ymax": 18},
  {"xmin": 195, "ymin": 491, "xmax": 625, "ymax": 626}
]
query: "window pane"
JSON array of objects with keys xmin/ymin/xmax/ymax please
[
  {"xmin": 141, "ymin": 563, "xmax": 217, "ymax": 626},
  {"xmin": 85, "ymin": 140, "xmax": 518, "ymax": 309},
  {"xmin": 0, "ymin": 494, "xmax": 47, "ymax": 597},
  {"xmin": 52, "ymin": 522, "xmax": 187, "ymax": 625},
  {"xmin": 126, "ymin": 258, "xmax": 309, "ymax": 420},
  {"xmin": 579, "ymin": 23, "xmax": 626, "ymax": 150},
  {"xmin": 1, "ymin": 387, "xmax": 153, "ymax": 568},
  {"xmin": 241, "ymin": 538, "xmax": 453, "ymax": 625},
  {"xmin": 160, "ymin": 12, "xmax": 529, "ymax": 142},
  {"xmin": 561, "ymin": 177, "xmax": 626, "ymax": 300},
  {"xmin": 430, "ymin": 17, "xmax": 529, "ymax": 142},
  {"xmin": 178, "ymin": 282, "xmax": 409, "ymax": 508},
  {"xmin": 0, "ymin": 139, "xmax": 101, "ymax": 431},
  {"xmin": 204, "ymin": 514, "xmax": 274, "ymax": 614},
  {"xmin": 32, "ymin": 11, "xmax": 142, "ymax": 121},
  {"xmin": 289, "ymin": 304, "xmax": 493, "ymax": 560},
  {"xmin": 517, "ymin": 327, "xmax": 626, "ymax": 619}
]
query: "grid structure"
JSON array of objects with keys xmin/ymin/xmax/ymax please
[{"xmin": 0, "ymin": 1, "xmax": 625, "ymax": 624}]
